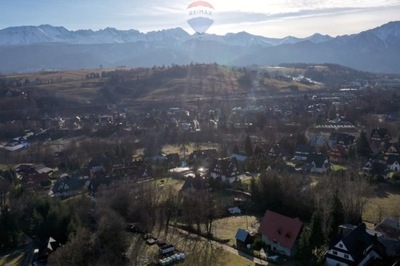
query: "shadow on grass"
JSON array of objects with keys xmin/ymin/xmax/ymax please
[
  {"xmin": 373, "ymin": 182, "xmax": 400, "ymax": 198},
  {"xmin": 0, "ymin": 251, "xmax": 25, "ymax": 266}
]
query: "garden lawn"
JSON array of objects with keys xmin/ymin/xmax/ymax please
[
  {"xmin": 363, "ymin": 183, "xmax": 400, "ymax": 224},
  {"xmin": 213, "ymin": 216, "xmax": 260, "ymax": 246}
]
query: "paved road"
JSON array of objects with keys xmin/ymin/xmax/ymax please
[
  {"xmin": 22, "ymin": 237, "xmax": 35, "ymax": 266},
  {"xmin": 172, "ymin": 226, "xmax": 269, "ymax": 265}
]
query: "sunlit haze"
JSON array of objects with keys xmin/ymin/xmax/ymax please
[{"xmin": 0, "ymin": 0, "xmax": 399, "ymax": 37}]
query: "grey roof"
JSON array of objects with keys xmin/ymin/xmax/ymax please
[
  {"xmin": 307, "ymin": 154, "xmax": 329, "ymax": 168},
  {"xmin": 235, "ymin": 229, "xmax": 250, "ymax": 243},
  {"xmin": 334, "ymin": 224, "xmax": 376, "ymax": 264},
  {"xmin": 387, "ymin": 155, "xmax": 400, "ymax": 165},
  {"xmin": 231, "ymin": 153, "xmax": 248, "ymax": 162},
  {"xmin": 375, "ymin": 217, "xmax": 400, "ymax": 239},
  {"xmin": 295, "ymin": 144, "xmax": 315, "ymax": 154}
]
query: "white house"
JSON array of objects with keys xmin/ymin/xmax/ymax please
[{"xmin": 326, "ymin": 224, "xmax": 381, "ymax": 266}]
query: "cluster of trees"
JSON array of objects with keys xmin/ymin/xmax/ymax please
[
  {"xmin": 48, "ymin": 179, "xmax": 222, "ymax": 264},
  {"xmin": 0, "ymin": 178, "xmax": 78, "ymax": 252},
  {"xmin": 249, "ymin": 167, "xmax": 372, "ymax": 262}
]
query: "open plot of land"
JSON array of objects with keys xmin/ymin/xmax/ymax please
[
  {"xmin": 162, "ymin": 142, "xmax": 219, "ymax": 157},
  {"xmin": 127, "ymin": 227, "xmax": 254, "ymax": 266},
  {"xmin": 154, "ymin": 177, "xmax": 185, "ymax": 192},
  {"xmin": 363, "ymin": 183, "xmax": 400, "ymax": 224},
  {"xmin": 213, "ymin": 216, "xmax": 260, "ymax": 246}
]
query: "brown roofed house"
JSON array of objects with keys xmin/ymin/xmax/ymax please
[{"xmin": 259, "ymin": 210, "xmax": 303, "ymax": 257}]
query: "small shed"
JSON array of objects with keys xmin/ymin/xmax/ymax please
[{"xmin": 235, "ymin": 228, "xmax": 251, "ymax": 249}]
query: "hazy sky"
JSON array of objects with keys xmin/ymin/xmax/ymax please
[{"xmin": 1, "ymin": 0, "xmax": 399, "ymax": 37}]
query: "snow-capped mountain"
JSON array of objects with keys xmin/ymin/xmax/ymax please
[
  {"xmin": 304, "ymin": 33, "xmax": 333, "ymax": 44},
  {"xmin": 0, "ymin": 24, "xmax": 335, "ymax": 47},
  {"xmin": 0, "ymin": 21, "xmax": 399, "ymax": 74}
]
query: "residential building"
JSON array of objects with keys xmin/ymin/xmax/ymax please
[
  {"xmin": 326, "ymin": 223, "xmax": 382, "ymax": 266},
  {"xmin": 235, "ymin": 228, "xmax": 253, "ymax": 249},
  {"xmin": 306, "ymin": 154, "xmax": 331, "ymax": 173},
  {"xmin": 209, "ymin": 157, "xmax": 240, "ymax": 183},
  {"xmin": 387, "ymin": 155, "xmax": 400, "ymax": 172},
  {"xmin": 328, "ymin": 133, "xmax": 356, "ymax": 148},
  {"xmin": 294, "ymin": 144, "xmax": 315, "ymax": 161},
  {"xmin": 179, "ymin": 175, "xmax": 208, "ymax": 198},
  {"xmin": 258, "ymin": 210, "xmax": 303, "ymax": 257},
  {"xmin": 329, "ymin": 145, "xmax": 347, "ymax": 164},
  {"xmin": 373, "ymin": 217, "xmax": 400, "ymax": 257},
  {"xmin": 370, "ymin": 128, "xmax": 391, "ymax": 153}
]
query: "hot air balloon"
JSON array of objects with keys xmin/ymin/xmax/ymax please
[{"xmin": 186, "ymin": 1, "xmax": 214, "ymax": 34}]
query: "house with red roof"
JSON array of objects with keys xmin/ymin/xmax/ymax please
[{"xmin": 258, "ymin": 210, "xmax": 303, "ymax": 257}]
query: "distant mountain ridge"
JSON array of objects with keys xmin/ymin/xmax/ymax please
[
  {"xmin": 0, "ymin": 21, "xmax": 399, "ymax": 74},
  {"xmin": 0, "ymin": 24, "xmax": 333, "ymax": 47}
]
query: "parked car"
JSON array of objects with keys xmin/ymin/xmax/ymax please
[{"xmin": 228, "ymin": 206, "xmax": 241, "ymax": 214}]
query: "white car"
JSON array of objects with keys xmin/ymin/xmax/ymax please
[{"xmin": 228, "ymin": 206, "xmax": 241, "ymax": 214}]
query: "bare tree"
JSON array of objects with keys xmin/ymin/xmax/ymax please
[{"xmin": 0, "ymin": 177, "xmax": 10, "ymax": 212}]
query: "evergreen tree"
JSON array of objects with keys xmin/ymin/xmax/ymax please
[
  {"xmin": 245, "ymin": 134, "xmax": 253, "ymax": 156},
  {"xmin": 309, "ymin": 210, "xmax": 325, "ymax": 248},
  {"xmin": 328, "ymin": 191, "xmax": 345, "ymax": 241},
  {"xmin": 179, "ymin": 133, "xmax": 189, "ymax": 161},
  {"xmin": 0, "ymin": 207, "xmax": 20, "ymax": 251},
  {"xmin": 356, "ymin": 131, "xmax": 372, "ymax": 158},
  {"xmin": 249, "ymin": 177, "xmax": 259, "ymax": 203},
  {"xmin": 254, "ymin": 145, "xmax": 264, "ymax": 155},
  {"xmin": 297, "ymin": 227, "xmax": 312, "ymax": 259},
  {"xmin": 347, "ymin": 146, "xmax": 356, "ymax": 160}
]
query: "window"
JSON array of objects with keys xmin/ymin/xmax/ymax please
[
  {"xmin": 344, "ymin": 254, "xmax": 349, "ymax": 259},
  {"xmin": 333, "ymin": 251, "xmax": 338, "ymax": 255},
  {"xmin": 339, "ymin": 244, "xmax": 343, "ymax": 248}
]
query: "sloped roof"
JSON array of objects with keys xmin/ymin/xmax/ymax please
[
  {"xmin": 387, "ymin": 155, "xmax": 400, "ymax": 165},
  {"xmin": 35, "ymin": 164, "xmax": 54, "ymax": 174},
  {"xmin": 210, "ymin": 157, "xmax": 239, "ymax": 178},
  {"xmin": 52, "ymin": 177, "xmax": 83, "ymax": 193},
  {"xmin": 231, "ymin": 153, "xmax": 248, "ymax": 162},
  {"xmin": 235, "ymin": 228, "xmax": 250, "ymax": 243},
  {"xmin": 47, "ymin": 237, "xmax": 60, "ymax": 251},
  {"xmin": 371, "ymin": 128, "xmax": 391, "ymax": 140},
  {"xmin": 259, "ymin": 210, "xmax": 303, "ymax": 250},
  {"xmin": 25, "ymin": 173, "xmax": 50, "ymax": 187},
  {"xmin": 189, "ymin": 149, "xmax": 218, "ymax": 160},
  {"xmin": 181, "ymin": 176, "xmax": 208, "ymax": 191},
  {"xmin": 307, "ymin": 154, "xmax": 329, "ymax": 168},
  {"xmin": 329, "ymin": 132, "xmax": 355, "ymax": 146},
  {"xmin": 295, "ymin": 144, "xmax": 315, "ymax": 154},
  {"xmin": 375, "ymin": 217, "xmax": 400, "ymax": 239},
  {"xmin": 336, "ymin": 223, "xmax": 376, "ymax": 263}
]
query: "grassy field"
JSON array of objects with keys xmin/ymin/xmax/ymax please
[
  {"xmin": 0, "ymin": 252, "xmax": 25, "ymax": 266},
  {"xmin": 155, "ymin": 177, "xmax": 185, "ymax": 192},
  {"xmin": 0, "ymin": 164, "xmax": 16, "ymax": 171},
  {"xmin": 127, "ymin": 226, "xmax": 254, "ymax": 266},
  {"xmin": 162, "ymin": 142, "xmax": 219, "ymax": 158},
  {"xmin": 331, "ymin": 164, "xmax": 348, "ymax": 171},
  {"xmin": 363, "ymin": 183, "xmax": 400, "ymax": 224},
  {"xmin": 213, "ymin": 216, "xmax": 260, "ymax": 246}
]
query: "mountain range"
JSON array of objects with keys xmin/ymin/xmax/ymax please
[{"xmin": 0, "ymin": 21, "xmax": 399, "ymax": 74}]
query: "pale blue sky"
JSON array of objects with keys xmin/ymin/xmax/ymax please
[{"xmin": 1, "ymin": 0, "xmax": 399, "ymax": 37}]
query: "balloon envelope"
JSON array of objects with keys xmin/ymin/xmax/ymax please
[{"xmin": 186, "ymin": 1, "xmax": 214, "ymax": 34}]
